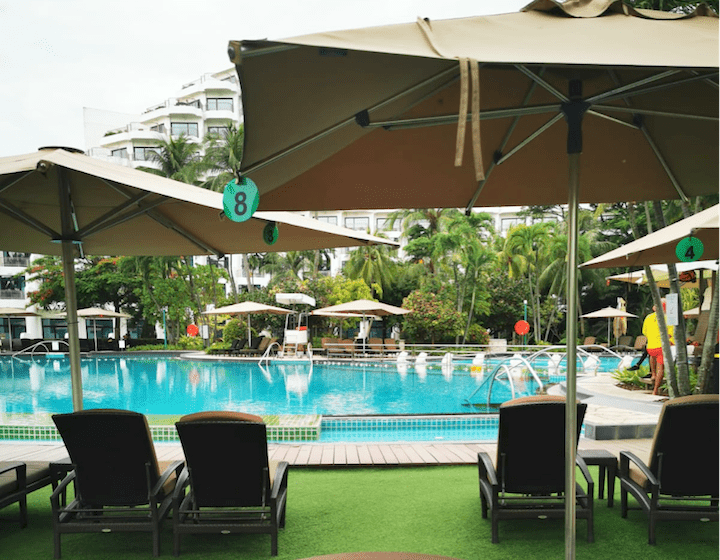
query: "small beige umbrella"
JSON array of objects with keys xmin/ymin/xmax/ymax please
[
  {"xmin": 202, "ymin": 301, "xmax": 292, "ymax": 347},
  {"xmin": 0, "ymin": 307, "xmax": 38, "ymax": 343},
  {"xmin": 581, "ymin": 306, "xmax": 637, "ymax": 346}
]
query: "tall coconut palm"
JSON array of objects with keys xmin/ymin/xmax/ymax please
[
  {"xmin": 139, "ymin": 134, "xmax": 204, "ymax": 184},
  {"xmin": 344, "ymin": 237, "xmax": 397, "ymax": 299},
  {"xmin": 388, "ymin": 208, "xmax": 459, "ymax": 274},
  {"xmin": 499, "ymin": 222, "xmax": 552, "ymax": 343},
  {"xmin": 201, "ymin": 124, "xmax": 244, "ymax": 192}
]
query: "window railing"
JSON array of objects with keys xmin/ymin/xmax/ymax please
[
  {"xmin": 0, "ymin": 289, "xmax": 24, "ymax": 299},
  {"xmin": 1, "ymin": 255, "xmax": 29, "ymax": 267}
]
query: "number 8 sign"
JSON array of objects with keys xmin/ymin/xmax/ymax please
[{"xmin": 223, "ymin": 177, "xmax": 260, "ymax": 222}]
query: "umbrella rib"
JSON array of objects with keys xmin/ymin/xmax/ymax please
[
  {"xmin": 143, "ymin": 207, "xmax": 224, "ymax": 257},
  {"xmin": 495, "ymin": 113, "xmax": 564, "ymax": 166},
  {"xmin": 74, "ymin": 191, "xmax": 155, "ymax": 238},
  {"xmin": 586, "ymin": 69, "xmax": 681, "ymax": 104},
  {"xmin": 368, "ymin": 103, "xmax": 561, "ymax": 130},
  {"xmin": 638, "ymin": 123, "xmax": 689, "ymax": 203},
  {"xmin": 0, "ymin": 198, "xmax": 61, "ymax": 239},
  {"xmin": 590, "ymin": 70, "xmax": 719, "ymax": 110},
  {"xmin": 592, "ymin": 104, "xmax": 717, "ymax": 122},
  {"xmin": 241, "ymin": 65, "xmax": 459, "ymax": 176},
  {"xmin": 513, "ymin": 64, "xmax": 568, "ymax": 102},
  {"xmin": 78, "ymin": 196, "xmax": 169, "ymax": 238}
]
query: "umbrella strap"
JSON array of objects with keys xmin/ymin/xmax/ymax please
[{"xmin": 416, "ymin": 18, "xmax": 485, "ymax": 182}]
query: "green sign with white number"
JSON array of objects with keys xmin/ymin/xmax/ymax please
[
  {"xmin": 222, "ymin": 177, "xmax": 259, "ymax": 222},
  {"xmin": 263, "ymin": 222, "xmax": 279, "ymax": 245},
  {"xmin": 676, "ymin": 236, "xmax": 704, "ymax": 262}
]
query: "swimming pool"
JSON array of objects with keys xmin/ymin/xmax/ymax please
[{"xmin": 0, "ymin": 353, "xmax": 614, "ymax": 442}]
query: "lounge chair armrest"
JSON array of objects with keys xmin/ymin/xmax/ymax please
[
  {"xmin": 50, "ymin": 470, "xmax": 76, "ymax": 504},
  {"xmin": 575, "ymin": 455, "xmax": 594, "ymax": 489},
  {"xmin": 151, "ymin": 459, "xmax": 184, "ymax": 497},
  {"xmin": 0, "ymin": 461, "xmax": 25, "ymax": 480},
  {"xmin": 270, "ymin": 461, "xmax": 289, "ymax": 501},
  {"xmin": 477, "ymin": 452, "xmax": 498, "ymax": 487},
  {"xmin": 172, "ymin": 466, "xmax": 191, "ymax": 501},
  {"xmin": 620, "ymin": 451, "xmax": 658, "ymax": 487}
]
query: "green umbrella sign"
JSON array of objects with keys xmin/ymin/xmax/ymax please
[
  {"xmin": 223, "ymin": 177, "xmax": 259, "ymax": 222},
  {"xmin": 676, "ymin": 236, "xmax": 704, "ymax": 262},
  {"xmin": 263, "ymin": 221, "xmax": 279, "ymax": 245}
]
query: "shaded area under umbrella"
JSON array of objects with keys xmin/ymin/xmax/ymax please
[
  {"xmin": 581, "ymin": 306, "xmax": 637, "ymax": 346},
  {"xmin": 202, "ymin": 301, "xmax": 292, "ymax": 347}
]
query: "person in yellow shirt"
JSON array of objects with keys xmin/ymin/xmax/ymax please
[{"xmin": 642, "ymin": 299, "xmax": 674, "ymax": 396}]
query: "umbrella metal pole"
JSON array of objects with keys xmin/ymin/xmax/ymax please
[
  {"xmin": 61, "ymin": 240, "xmax": 83, "ymax": 411},
  {"xmin": 563, "ymin": 81, "xmax": 586, "ymax": 560}
]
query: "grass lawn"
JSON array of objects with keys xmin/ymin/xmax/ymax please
[{"xmin": 1, "ymin": 465, "xmax": 717, "ymax": 559}]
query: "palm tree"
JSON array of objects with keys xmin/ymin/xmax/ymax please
[
  {"xmin": 499, "ymin": 222, "xmax": 552, "ymax": 343},
  {"xmin": 139, "ymin": 135, "xmax": 204, "ymax": 184},
  {"xmin": 344, "ymin": 238, "xmax": 397, "ymax": 299},
  {"xmin": 388, "ymin": 208, "xmax": 459, "ymax": 274},
  {"xmin": 201, "ymin": 125, "xmax": 244, "ymax": 192}
]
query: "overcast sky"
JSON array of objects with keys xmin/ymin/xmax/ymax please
[{"xmin": 1, "ymin": 1, "xmax": 527, "ymax": 156}]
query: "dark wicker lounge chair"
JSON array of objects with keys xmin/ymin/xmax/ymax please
[
  {"xmin": 619, "ymin": 394, "xmax": 719, "ymax": 544},
  {"xmin": 0, "ymin": 461, "xmax": 55, "ymax": 527},
  {"xmin": 51, "ymin": 409, "xmax": 183, "ymax": 558},
  {"xmin": 173, "ymin": 411, "xmax": 289, "ymax": 556},
  {"xmin": 478, "ymin": 395, "xmax": 594, "ymax": 543}
]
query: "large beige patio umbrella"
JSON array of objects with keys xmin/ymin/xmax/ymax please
[
  {"xmin": 606, "ymin": 261, "xmax": 717, "ymax": 290},
  {"xmin": 229, "ymin": 2, "xmax": 717, "ymax": 555},
  {"xmin": 0, "ymin": 147, "xmax": 396, "ymax": 411},
  {"xmin": 202, "ymin": 301, "xmax": 292, "ymax": 347},
  {"xmin": 582, "ymin": 205, "xmax": 718, "ymax": 269}
]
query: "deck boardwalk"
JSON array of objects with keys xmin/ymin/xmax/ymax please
[{"xmin": 0, "ymin": 438, "xmax": 652, "ymax": 467}]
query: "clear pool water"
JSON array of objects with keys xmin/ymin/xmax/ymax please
[{"xmin": 0, "ymin": 355, "xmax": 553, "ymax": 416}]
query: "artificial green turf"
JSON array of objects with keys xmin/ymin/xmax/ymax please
[{"xmin": 0, "ymin": 466, "xmax": 716, "ymax": 559}]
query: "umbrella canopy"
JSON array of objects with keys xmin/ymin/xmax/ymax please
[
  {"xmin": 74, "ymin": 307, "xmax": 131, "ymax": 319},
  {"xmin": 229, "ymin": 3, "xmax": 717, "ymax": 554},
  {"xmin": 581, "ymin": 306, "xmax": 637, "ymax": 346},
  {"xmin": 313, "ymin": 299, "xmax": 411, "ymax": 317},
  {"xmin": 0, "ymin": 307, "xmax": 39, "ymax": 340},
  {"xmin": 0, "ymin": 147, "xmax": 396, "ymax": 411},
  {"xmin": 230, "ymin": 1, "xmax": 717, "ymax": 212},
  {"xmin": 202, "ymin": 301, "xmax": 292, "ymax": 346},
  {"xmin": 582, "ymin": 205, "xmax": 719, "ymax": 269},
  {"xmin": 606, "ymin": 261, "xmax": 717, "ymax": 290}
]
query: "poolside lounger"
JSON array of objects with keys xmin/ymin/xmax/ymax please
[
  {"xmin": 478, "ymin": 395, "xmax": 594, "ymax": 544},
  {"xmin": 173, "ymin": 411, "xmax": 289, "ymax": 556},
  {"xmin": 367, "ymin": 338, "xmax": 385, "ymax": 356},
  {"xmin": 384, "ymin": 338, "xmax": 399, "ymax": 354},
  {"xmin": 619, "ymin": 394, "xmax": 719, "ymax": 544},
  {"xmin": 51, "ymin": 409, "xmax": 183, "ymax": 558},
  {"xmin": 0, "ymin": 461, "xmax": 55, "ymax": 528}
]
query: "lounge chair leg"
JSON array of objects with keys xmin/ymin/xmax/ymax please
[
  {"xmin": 19, "ymin": 495, "xmax": 28, "ymax": 528},
  {"xmin": 491, "ymin": 515, "xmax": 499, "ymax": 544},
  {"xmin": 271, "ymin": 531, "xmax": 278, "ymax": 556},
  {"xmin": 620, "ymin": 487, "xmax": 628, "ymax": 518},
  {"xmin": 648, "ymin": 515, "xmax": 656, "ymax": 545},
  {"xmin": 54, "ymin": 532, "xmax": 61, "ymax": 559},
  {"xmin": 173, "ymin": 533, "xmax": 181, "ymax": 557}
]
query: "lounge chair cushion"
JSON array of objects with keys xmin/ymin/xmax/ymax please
[
  {"xmin": 0, "ymin": 461, "xmax": 52, "ymax": 497},
  {"xmin": 178, "ymin": 411, "xmax": 264, "ymax": 424}
]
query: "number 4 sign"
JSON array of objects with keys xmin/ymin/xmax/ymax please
[
  {"xmin": 222, "ymin": 177, "xmax": 260, "ymax": 222},
  {"xmin": 675, "ymin": 236, "xmax": 704, "ymax": 263}
]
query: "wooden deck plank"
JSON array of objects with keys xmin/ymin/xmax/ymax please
[
  {"xmin": 344, "ymin": 444, "xmax": 360, "ymax": 465},
  {"xmin": 0, "ymin": 439, "xmax": 652, "ymax": 468}
]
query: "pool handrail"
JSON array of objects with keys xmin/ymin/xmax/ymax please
[
  {"xmin": 259, "ymin": 340, "xmax": 282, "ymax": 366},
  {"xmin": 462, "ymin": 354, "xmax": 544, "ymax": 408},
  {"xmin": 11, "ymin": 339, "xmax": 69, "ymax": 359}
]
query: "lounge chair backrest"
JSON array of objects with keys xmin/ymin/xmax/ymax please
[
  {"xmin": 52, "ymin": 409, "xmax": 160, "ymax": 506},
  {"xmin": 176, "ymin": 411, "xmax": 270, "ymax": 508},
  {"xmin": 368, "ymin": 338, "xmax": 383, "ymax": 350},
  {"xmin": 583, "ymin": 337, "xmax": 596, "ymax": 346},
  {"xmin": 250, "ymin": 336, "xmax": 263, "ymax": 350},
  {"xmin": 497, "ymin": 396, "xmax": 586, "ymax": 495},
  {"xmin": 634, "ymin": 335, "xmax": 647, "ymax": 350},
  {"xmin": 256, "ymin": 337, "xmax": 271, "ymax": 353},
  {"xmin": 689, "ymin": 311, "xmax": 710, "ymax": 345},
  {"xmin": 617, "ymin": 336, "xmax": 633, "ymax": 347},
  {"xmin": 384, "ymin": 338, "xmax": 398, "ymax": 350},
  {"xmin": 647, "ymin": 394, "xmax": 718, "ymax": 496}
]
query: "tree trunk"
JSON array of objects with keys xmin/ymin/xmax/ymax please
[
  {"xmin": 243, "ymin": 254, "xmax": 253, "ymax": 292},
  {"xmin": 696, "ymin": 275, "xmax": 719, "ymax": 393}
]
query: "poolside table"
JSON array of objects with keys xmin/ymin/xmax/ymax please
[{"xmin": 578, "ymin": 449, "xmax": 617, "ymax": 507}]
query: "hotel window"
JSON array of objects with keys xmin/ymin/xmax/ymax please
[
  {"xmin": 111, "ymin": 148, "xmax": 128, "ymax": 159},
  {"xmin": 42, "ymin": 318, "xmax": 67, "ymax": 340},
  {"xmin": 1, "ymin": 317, "xmax": 26, "ymax": 339},
  {"xmin": 344, "ymin": 217, "xmax": 369, "ymax": 231},
  {"xmin": 133, "ymin": 147, "xmax": 159, "ymax": 161},
  {"xmin": 0, "ymin": 276, "xmax": 24, "ymax": 299},
  {"xmin": 150, "ymin": 124, "xmax": 165, "ymax": 134},
  {"xmin": 207, "ymin": 126, "xmax": 229, "ymax": 138},
  {"xmin": 316, "ymin": 216, "xmax": 338, "ymax": 225},
  {"xmin": 501, "ymin": 217, "xmax": 525, "ymax": 232},
  {"xmin": 2, "ymin": 252, "xmax": 30, "ymax": 267},
  {"xmin": 171, "ymin": 122, "xmax": 199, "ymax": 137},
  {"xmin": 207, "ymin": 98, "xmax": 234, "ymax": 111},
  {"xmin": 376, "ymin": 218, "xmax": 398, "ymax": 232}
]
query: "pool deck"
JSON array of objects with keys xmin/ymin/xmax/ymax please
[{"xmin": 0, "ymin": 371, "xmax": 658, "ymax": 467}]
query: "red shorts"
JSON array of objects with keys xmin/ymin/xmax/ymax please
[{"xmin": 647, "ymin": 347, "xmax": 664, "ymax": 364}]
